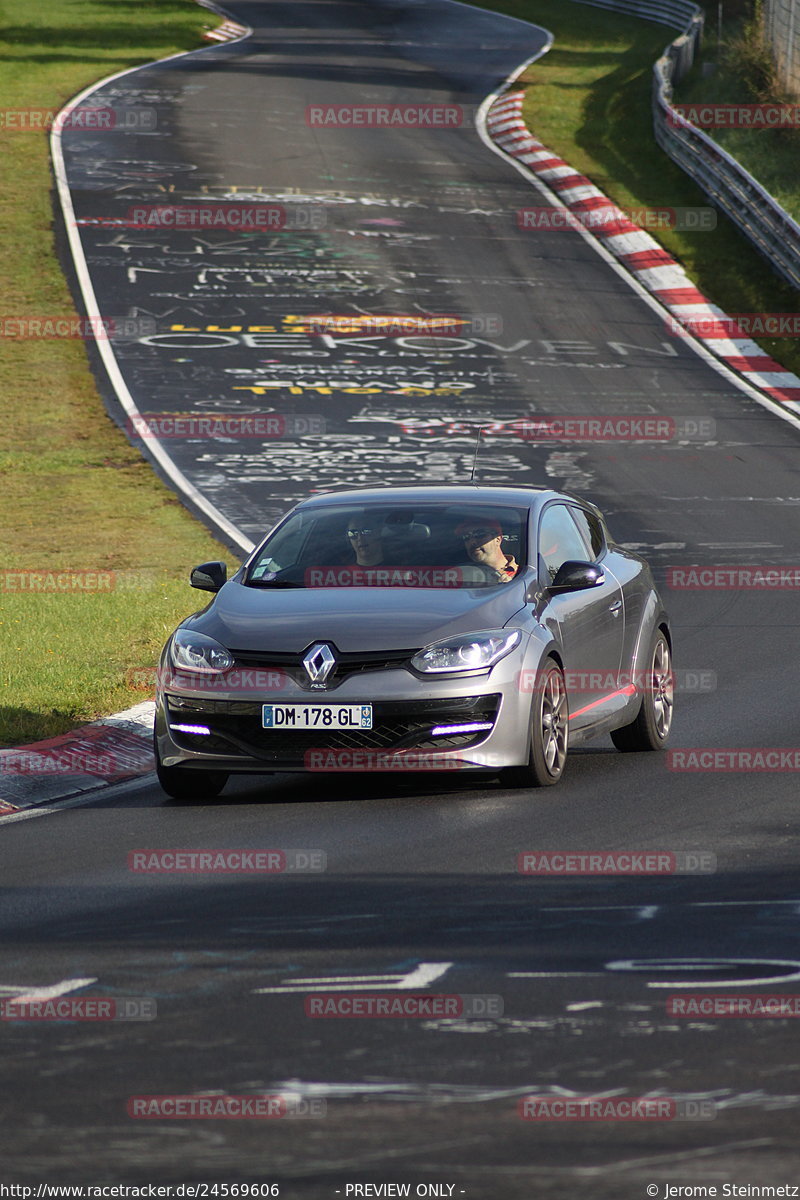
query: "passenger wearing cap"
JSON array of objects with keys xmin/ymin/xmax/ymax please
[{"xmin": 456, "ymin": 518, "xmax": 518, "ymax": 582}]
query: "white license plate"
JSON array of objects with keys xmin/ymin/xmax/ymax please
[{"xmin": 262, "ymin": 703, "xmax": 373, "ymax": 730}]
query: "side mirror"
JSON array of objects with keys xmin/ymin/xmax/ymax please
[
  {"xmin": 190, "ymin": 561, "xmax": 227, "ymax": 592},
  {"xmin": 549, "ymin": 560, "xmax": 604, "ymax": 593}
]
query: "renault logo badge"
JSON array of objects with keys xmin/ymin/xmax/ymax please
[{"xmin": 302, "ymin": 642, "xmax": 336, "ymax": 688}]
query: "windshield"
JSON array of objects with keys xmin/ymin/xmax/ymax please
[{"xmin": 246, "ymin": 503, "xmax": 528, "ymax": 589}]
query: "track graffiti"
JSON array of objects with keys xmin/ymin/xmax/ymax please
[{"xmin": 59, "ymin": 63, "xmax": 667, "ymax": 532}]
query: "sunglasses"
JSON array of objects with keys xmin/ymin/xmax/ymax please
[
  {"xmin": 347, "ymin": 528, "xmax": 375, "ymax": 538},
  {"xmin": 460, "ymin": 527, "xmax": 500, "ymax": 542}
]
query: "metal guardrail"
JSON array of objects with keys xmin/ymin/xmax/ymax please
[
  {"xmin": 571, "ymin": 0, "xmax": 700, "ymax": 32},
  {"xmin": 574, "ymin": 0, "xmax": 800, "ymax": 290},
  {"xmin": 653, "ymin": 42, "xmax": 800, "ymax": 289}
]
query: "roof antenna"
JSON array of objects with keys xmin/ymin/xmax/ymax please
[{"xmin": 470, "ymin": 425, "xmax": 486, "ymax": 482}]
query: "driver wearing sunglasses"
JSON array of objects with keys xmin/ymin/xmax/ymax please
[
  {"xmin": 455, "ymin": 518, "xmax": 518, "ymax": 582},
  {"xmin": 345, "ymin": 515, "xmax": 385, "ymax": 566}
]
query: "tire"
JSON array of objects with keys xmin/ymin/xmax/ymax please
[
  {"xmin": 500, "ymin": 657, "xmax": 569, "ymax": 787},
  {"xmin": 154, "ymin": 735, "xmax": 228, "ymax": 799},
  {"xmin": 610, "ymin": 630, "xmax": 673, "ymax": 752}
]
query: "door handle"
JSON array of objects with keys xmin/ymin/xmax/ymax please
[{"xmin": 608, "ymin": 599, "xmax": 622, "ymax": 616}]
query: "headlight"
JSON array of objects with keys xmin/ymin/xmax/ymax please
[
  {"xmin": 411, "ymin": 629, "xmax": 521, "ymax": 674},
  {"xmin": 169, "ymin": 628, "xmax": 233, "ymax": 674}
]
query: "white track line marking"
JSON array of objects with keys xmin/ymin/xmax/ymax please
[
  {"xmin": 49, "ymin": 5, "xmax": 254, "ymax": 554},
  {"xmin": 253, "ymin": 962, "xmax": 452, "ymax": 994},
  {"xmin": 4, "ymin": 978, "xmax": 98, "ymax": 1006}
]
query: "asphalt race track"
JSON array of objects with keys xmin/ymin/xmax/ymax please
[{"xmin": 3, "ymin": 0, "xmax": 800, "ymax": 1193}]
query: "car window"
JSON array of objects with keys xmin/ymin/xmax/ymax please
[
  {"xmin": 249, "ymin": 516, "xmax": 311, "ymax": 577},
  {"xmin": 569, "ymin": 505, "xmax": 605, "ymax": 560},
  {"xmin": 246, "ymin": 503, "xmax": 528, "ymax": 588},
  {"xmin": 538, "ymin": 503, "xmax": 592, "ymax": 582}
]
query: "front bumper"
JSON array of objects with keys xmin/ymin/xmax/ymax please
[{"xmin": 155, "ymin": 656, "xmax": 536, "ymax": 774}]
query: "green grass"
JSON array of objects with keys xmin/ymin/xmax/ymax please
[
  {"xmin": 0, "ymin": 0, "xmax": 236, "ymax": 747},
  {"xmin": 2, "ymin": 579, "xmax": 197, "ymax": 746},
  {"xmin": 675, "ymin": 13, "xmax": 800, "ymax": 224},
  {"xmin": 464, "ymin": 0, "xmax": 800, "ymax": 371}
]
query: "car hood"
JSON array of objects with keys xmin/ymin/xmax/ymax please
[{"xmin": 186, "ymin": 577, "xmax": 529, "ymax": 653}]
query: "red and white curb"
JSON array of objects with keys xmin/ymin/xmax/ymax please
[
  {"xmin": 485, "ymin": 90, "xmax": 800, "ymax": 418},
  {"xmin": 0, "ymin": 702, "xmax": 155, "ymax": 816},
  {"xmin": 203, "ymin": 18, "xmax": 249, "ymax": 42}
]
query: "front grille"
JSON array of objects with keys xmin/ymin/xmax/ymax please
[
  {"xmin": 167, "ymin": 695, "xmax": 500, "ymax": 764},
  {"xmin": 228, "ymin": 647, "xmax": 415, "ymax": 690}
]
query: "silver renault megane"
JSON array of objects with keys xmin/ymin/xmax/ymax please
[{"xmin": 154, "ymin": 485, "xmax": 673, "ymax": 797}]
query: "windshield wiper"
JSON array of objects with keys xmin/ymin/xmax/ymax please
[{"xmin": 245, "ymin": 578, "xmax": 305, "ymax": 588}]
